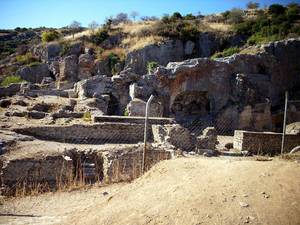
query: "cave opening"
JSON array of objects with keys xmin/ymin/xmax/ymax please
[
  {"xmin": 171, "ymin": 91, "xmax": 211, "ymax": 118},
  {"xmin": 107, "ymin": 94, "xmax": 120, "ymax": 115}
]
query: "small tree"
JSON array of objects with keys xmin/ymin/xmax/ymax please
[
  {"xmin": 268, "ymin": 4, "xmax": 286, "ymax": 16},
  {"xmin": 130, "ymin": 11, "xmax": 139, "ymax": 21},
  {"xmin": 247, "ymin": 1, "xmax": 259, "ymax": 10},
  {"xmin": 114, "ymin": 13, "xmax": 130, "ymax": 24},
  {"xmin": 228, "ymin": 8, "xmax": 244, "ymax": 24},
  {"xmin": 69, "ymin": 20, "xmax": 81, "ymax": 39},
  {"xmin": 88, "ymin": 21, "xmax": 99, "ymax": 34}
]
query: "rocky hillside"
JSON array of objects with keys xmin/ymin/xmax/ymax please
[{"xmin": 0, "ymin": 3, "xmax": 299, "ymax": 134}]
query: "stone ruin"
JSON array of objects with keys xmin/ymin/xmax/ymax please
[{"xmin": 1, "ymin": 38, "xmax": 300, "ymax": 195}]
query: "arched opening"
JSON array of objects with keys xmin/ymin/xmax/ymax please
[{"xmin": 171, "ymin": 91, "xmax": 211, "ymax": 117}]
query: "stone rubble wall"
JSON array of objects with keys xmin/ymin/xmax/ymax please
[
  {"xmin": 0, "ymin": 155, "xmax": 73, "ymax": 195},
  {"xmin": 233, "ymin": 130, "xmax": 300, "ymax": 155},
  {"xmin": 0, "ymin": 144, "xmax": 174, "ymax": 196}
]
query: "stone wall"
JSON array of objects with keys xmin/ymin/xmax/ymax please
[
  {"xmin": 14, "ymin": 123, "xmax": 148, "ymax": 144},
  {"xmin": 0, "ymin": 144, "xmax": 174, "ymax": 195},
  {"xmin": 1, "ymin": 155, "xmax": 73, "ymax": 195},
  {"xmin": 105, "ymin": 145, "xmax": 173, "ymax": 183},
  {"xmin": 233, "ymin": 130, "xmax": 300, "ymax": 155}
]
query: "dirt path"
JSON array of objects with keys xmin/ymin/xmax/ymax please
[{"xmin": 1, "ymin": 157, "xmax": 300, "ymax": 225}]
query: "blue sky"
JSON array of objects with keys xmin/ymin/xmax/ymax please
[{"xmin": 0, "ymin": 0, "xmax": 297, "ymax": 29}]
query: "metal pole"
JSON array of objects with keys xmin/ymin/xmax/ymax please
[
  {"xmin": 281, "ymin": 91, "xmax": 288, "ymax": 155},
  {"xmin": 142, "ymin": 95, "xmax": 154, "ymax": 174}
]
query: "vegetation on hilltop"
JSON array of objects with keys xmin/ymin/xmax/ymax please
[{"xmin": 0, "ymin": 2, "xmax": 299, "ymax": 76}]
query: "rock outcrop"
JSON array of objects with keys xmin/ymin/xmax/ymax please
[{"xmin": 16, "ymin": 63, "xmax": 51, "ymax": 83}]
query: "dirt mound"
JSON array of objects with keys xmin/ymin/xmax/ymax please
[{"xmin": 1, "ymin": 157, "xmax": 300, "ymax": 225}]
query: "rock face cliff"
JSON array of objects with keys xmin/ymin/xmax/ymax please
[
  {"xmin": 152, "ymin": 38, "xmax": 300, "ymax": 132},
  {"xmin": 1, "ymin": 38, "xmax": 300, "ymax": 133},
  {"xmin": 125, "ymin": 33, "xmax": 246, "ymax": 75}
]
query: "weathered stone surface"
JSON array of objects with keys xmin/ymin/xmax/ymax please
[
  {"xmin": 33, "ymin": 42, "xmax": 61, "ymax": 62},
  {"xmin": 126, "ymin": 98, "xmax": 163, "ymax": 117},
  {"xmin": 152, "ymin": 124, "xmax": 196, "ymax": 151},
  {"xmin": 197, "ymin": 33, "xmax": 221, "ymax": 57},
  {"xmin": 184, "ymin": 40, "xmax": 195, "ymax": 55},
  {"xmin": 57, "ymin": 55, "xmax": 78, "ymax": 88},
  {"xmin": 78, "ymin": 53, "xmax": 94, "ymax": 80},
  {"xmin": 75, "ymin": 96, "xmax": 109, "ymax": 114},
  {"xmin": 94, "ymin": 59, "xmax": 111, "ymax": 76},
  {"xmin": 154, "ymin": 38, "xmax": 300, "ymax": 132},
  {"xmin": 196, "ymin": 127, "xmax": 218, "ymax": 153},
  {"xmin": 125, "ymin": 39, "xmax": 185, "ymax": 75},
  {"xmin": 16, "ymin": 63, "xmax": 50, "ymax": 83},
  {"xmin": 0, "ymin": 83, "xmax": 22, "ymax": 97},
  {"xmin": 234, "ymin": 130, "xmax": 300, "ymax": 155},
  {"xmin": 68, "ymin": 42, "xmax": 83, "ymax": 56},
  {"xmin": 14, "ymin": 123, "xmax": 148, "ymax": 144},
  {"xmin": 74, "ymin": 75, "xmax": 112, "ymax": 99},
  {"xmin": 1, "ymin": 155, "xmax": 73, "ymax": 195},
  {"xmin": 27, "ymin": 110, "xmax": 47, "ymax": 119},
  {"xmin": 28, "ymin": 102, "xmax": 52, "ymax": 112},
  {"xmin": 286, "ymin": 122, "xmax": 300, "ymax": 135}
]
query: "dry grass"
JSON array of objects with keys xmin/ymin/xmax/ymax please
[
  {"xmin": 122, "ymin": 35, "xmax": 165, "ymax": 52},
  {"xmin": 204, "ymin": 22, "xmax": 233, "ymax": 32},
  {"xmin": 115, "ymin": 21, "xmax": 156, "ymax": 36},
  {"xmin": 63, "ymin": 29, "xmax": 92, "ymax": 40},
  {"xmin": 99, "ymin": 47, "xmax": 126, "ymax": 60},
  {"xmin": 239, "ymin": 46, "xmax": 264, "ymax": 55}
]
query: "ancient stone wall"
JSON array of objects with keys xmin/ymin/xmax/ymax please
[
  {"xmin": 105, "ymin": 145, "xmax": 173, "ymax": 183},
  {"xmin": 233, "ymin": 130, "xmax": 300, "ymax": 155},
  {"xmin": 0, "ymin": 145, "xmax": 174, "ymax": 195},
  {"xmin": 0, "ymin": 155, "xmax": 73, "ymax": 195},
  {"xmin": 14, "ymin": 123, "xmax": 148, "ymax": 144}
]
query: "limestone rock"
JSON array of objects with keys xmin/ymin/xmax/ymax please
[
  {"xmin": 58, "ymin": 55, "xmax": 78, "ymax": 89},
  {"xmin": 152, "ymin": 124, "xmax": 196, "ymax": 151},
  {"xmin": 196, "ymin": 127, "xmax": 218, "ymax": 153},
  {"xmin": 286, "ymin": 122, "xmax": 300, "ymax": 135},
  {"xmin": 33, "ymin": 42, "xmax": 61, "ymax": 62},
  {"xmin": 16, "ymin": 63, "xmax": 50, "ymax": 83},
  {"xmin": 125, "ymin": 39, "xmax": 185, "ymax": 75},
  {"xmin": 94, "ymin": 59, "xmax": 111, "ymax": 76},
  {"xmin": 78, "ymin": 53, "xmax": 95, "ymax": 80},
  {"xmin": 75, "ymin": 96, "xmax": 109, "ymax": 114},
  {"xmin": 0, "ymin": 83, "xmax": 22, "ymax": 97},
  {"xmin": 126, "ymin": 98, "xmax": 163, "ymax": 117},
  {"xmin": 74, "ymin": 75, "xmax": 112, "ymax": 99}
]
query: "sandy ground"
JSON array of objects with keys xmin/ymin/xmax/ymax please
[{"xmin": 1, "ymin": 156, "xmax": 300, "ymax": 225}]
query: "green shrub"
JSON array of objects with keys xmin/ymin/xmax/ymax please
[
  {"xmin": 154, "ymin": 20, "xmax": 200, "ymax": 41},
  {"xmin": 184, "ymin": 13, "xmax": 196, "ymax": 20},
  {"xmin": 211, "ymin": 47, "xmax": 240, "ymax": 59},
  {"xmin": 269, "ymin": 4, "xmax": 286, "ymax": 16},
  {"xmin": 90, "ymin": 29, "xmax": 109, "ymax": 45},
  {"xmin": 147, "ymin": 61, "xmax": 159, "ymax": 74},
  {"xmin": 16, "ymin": 52, "xmax": 39, "ymax": 65},
  {"xmin": 82, "ymin": 111, "xmax": 92, "ymax": 122},
  {"xmin": 1, "ymin": 75, "xmax": 25, "ymax": 87},
  {"xmin": 124, "ymin": 108, "xmax": 129, "ymax": 116},
  {"xmin": 41, "ymin": 30, "xmax": 60, "ymax": 43},
  {"xmin": 59, "ymin": 41, "xmax": 71, "ymax": 56},
  {"xmin": 247, "ymin": 32, "xmax": 282, "ymax": 45}
]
